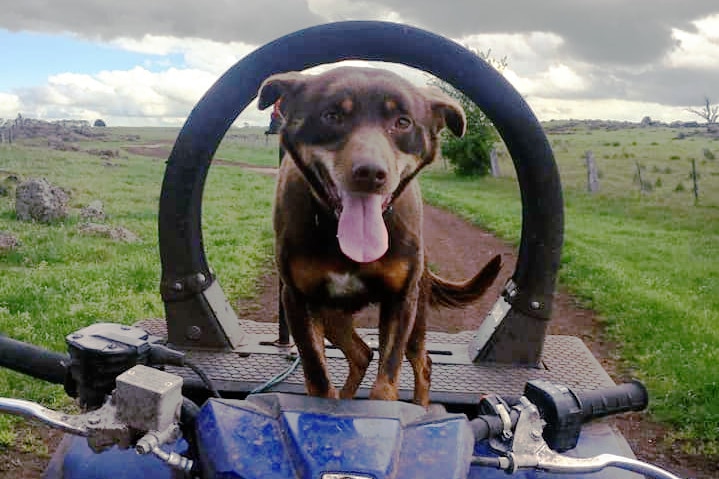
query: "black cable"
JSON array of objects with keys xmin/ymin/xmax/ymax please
[
  {"xmin": 149, "ymin": 344, "xmax": 221, "ymax": 398},
  {"xmin": 184, "ymin": 360, "xmax": 221, "ymax": 399}
]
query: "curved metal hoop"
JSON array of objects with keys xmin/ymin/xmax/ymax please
[{"xmin": 159, "ymin": 21, "xmax": 563, "ymax": 359}]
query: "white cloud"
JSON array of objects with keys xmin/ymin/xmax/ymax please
[
  {"xmin": 457, "ymin": 31, "xmax": 565, "ymax": 71},
  {"xmin": 545, "ymin": 64, "xmax": 587, "ymax": 92},
  {"xmin": 11, "ymin": 65, "xmax": 219, "ymax": 126},
  {"xmin": 306, "ymin": 0, "xmax": 402, "ymax": 22},
  {"xmin": 3, "ymin": 35, "xmax": 269, "ymax": 126},
  {"xmin": 665, "ymin": 14, "xmax": 719, "ymax": 70},
  {"xmin": 503, "ymin": 63, "xmax": 587, "ymax": 98},
  {"xmin": 527, "ymin": 97, "xmax": 697, "ymax": 123},
  {"xmin": 0, "ymin": 93, "xmax": 22, "ymax": 120},
  {"xmin": 112, "ymin": 35, "xmax": 257, "ymax": 74}
]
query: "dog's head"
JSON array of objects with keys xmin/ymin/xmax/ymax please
[{"xmin": 259, "ymin": 66, "xmax": 465, "ymax": 263}]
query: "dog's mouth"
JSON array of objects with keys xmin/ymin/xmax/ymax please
[{"xmin": 309, "ymin": 162, "xmax": 390, "ymax": 264}]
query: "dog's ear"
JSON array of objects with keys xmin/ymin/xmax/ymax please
[
  {"xmin": 423, "ymin": 87, "xmax": 467, "ymax": 137},
  {"xmin": 258, "ymin": 72, "xmax": 306, "ymax": 110}
]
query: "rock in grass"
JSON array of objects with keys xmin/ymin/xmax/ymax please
[
  {"xmin": 0, "ymin": 231, "xmax": 19, "ymax": 252},
  {"xmin": 15, "ymin": 178, "xmax": 69, "ymax": 223},
  {"xmin": 80, "ymin": 200, "xmax": 106, "ymax": 222},
  {"xmin": 78, "ymin": 223, "xmax": 140, "ymax": 243}
]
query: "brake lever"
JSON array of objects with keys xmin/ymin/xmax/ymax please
[
  {"xmin": 475, "ymin": 396, "xmax": 683, "ymax": 479},
  {"xmin": 0, "ymin": 396, "xmax": 131, "ymax": 451}
]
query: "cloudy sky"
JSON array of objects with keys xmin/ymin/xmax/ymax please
[{"xmin": 1, "ymin": 1, "xmax": 718, "ymax": 127}]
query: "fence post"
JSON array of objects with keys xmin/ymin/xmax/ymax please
[
  {"xmin": 691, "ymin": 159, "xmax": 699, "ymax": 205},
  {"xmin": 489, "ymin": 147, "xmax": 500, "ymax": 177},
  {"xmin": 635, "ymin": 161, "xmax": 645, "ymax": 193},
  {"xmin": 585, "ymin": 150, "xmax": 600, "ymax": 193}
]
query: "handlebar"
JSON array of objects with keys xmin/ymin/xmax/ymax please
[
  {"xmin": 574, "ymin": 380, "xmax": 648, "ymax": 421},
  {"xmin": 524, "ymin": 379, "xmax": 648, "ymax": 452},
  {"xmin": 470, "ymin": 382, "xmax": 681, "ymax": 479},
  {"xmin": 0, "ymin": 334, "xmax": 68, "ymax": 385}
]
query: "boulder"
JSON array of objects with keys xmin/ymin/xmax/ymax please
[
  {"xmin": 0, "ymin": 231, "xmax": 19, "ymax": 252},
  {"xmin": 78, "ymin": 223, "xmax": 140, "ymax": 243},
  {"xmin": 80, "ymin": 200, "xmax": 106, "ymax": 222},
  {"xmin": 15, "ymin": 178, "xmax": 69, "ymax": 223}
]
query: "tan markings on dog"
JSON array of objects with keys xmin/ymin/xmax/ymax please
[
  {"xmin": 384, "ymin": 99, "xmax": 398, "ymax": 113},
  {"xmin": 341, "ymin": 97, "xmax": 354, "ymax": 114},
  {"xmin": 362, "ymin": 258, "xmax": 411, "ymax": 293},
  {"xmin": 289, "ymin": 257, "xmax": 329, "ymax": 294}
]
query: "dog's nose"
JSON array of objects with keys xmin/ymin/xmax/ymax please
[{"xmin": 352, "ymin": 163, "xmax": 388, "ymax": 191}]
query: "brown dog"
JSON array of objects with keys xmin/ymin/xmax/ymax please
[{"xmin": 258, "ymin": 66, "xmax": 501, "ymax": 406}]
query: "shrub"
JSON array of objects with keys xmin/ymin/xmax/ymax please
[{"xmin": 431, "ymin": 50, "xmax": 505, "ymax": 177}]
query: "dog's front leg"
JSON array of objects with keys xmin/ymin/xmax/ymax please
[
  {"xmin": 406, "ymin": 288, "xmax": 431, "ymax": 407},
  {"xmin": 370, "ymin": 288, "xmax": 420, "ymax": 401},
  {"xmin": 281, "ymin": 285, "xmax": 338, "ymax": 399}
]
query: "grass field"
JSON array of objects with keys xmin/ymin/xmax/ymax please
[
  {"xmin": 0, "ymin": 123, "xmax": 717, "ymax": 457},
  {"xmin": 0, "ymin": 132, "xmax": 276, "ymax": 443},
  {"xmin": 421, "ymin": 122, "xmax": 719, "ymax": 452}
]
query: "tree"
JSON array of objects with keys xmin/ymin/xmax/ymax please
[
  {"xmin": 93, "ymin": 119, "xmax": 107, "ymax": 127},
  {"xmin": 686, "ymin": 97, "xmax": 718, "ymax": 124},
  {"xmin": 429, "ymin": 49, "xmax": 507, "ymax": 176}
]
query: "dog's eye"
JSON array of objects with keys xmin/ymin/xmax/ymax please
[
  {"xmin": 394, "ymin": 116, "xmax": 412, "ymax": 130},
  {"xmin": 321, "ymin": 110, "xmax": 343, "ymax": 125}
]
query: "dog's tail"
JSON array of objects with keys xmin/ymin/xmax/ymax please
[{"xmin": 426, "ymin": 254, "xmax": 502, "ymax": 308}]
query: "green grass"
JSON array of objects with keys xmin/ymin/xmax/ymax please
[
  {"xmin": 492, "ymin": 124, "xmax": 719, "ymax": 207},
  {"xmin": 215, "ymin": 129, "xmax": 280, "ymax": 167},
  {"xmin": 422, "ymin": 137, "xmax": 719, "ymax": 452},
  {"xmin": 0, "ymin": 140, "xmax": 276, "ymax": 444}
]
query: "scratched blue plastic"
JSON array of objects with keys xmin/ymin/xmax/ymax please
[
  {"xmin": 54, "ymin": 393, "xmax": 643, "ymax": 478},
  {"xmin": 196, "ymin": 394, "xmax": 474, "ymax": 479},
  {"xmin": 194, "ymin": 393, "xmax": 643, "ymax": 479},
  {"xmin": 54, "ymin": 435, "xmax": 186, "ymax": 479}
]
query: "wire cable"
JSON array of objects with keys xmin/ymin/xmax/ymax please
[
  {"xmin": 250, "ymin": 355, "xmax": 301, "ymax": 394},
  {"xmin": 184, "ymin": 360, "xmax": 221, "ymax": 398}
]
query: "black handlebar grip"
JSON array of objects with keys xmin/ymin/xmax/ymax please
[
  {"xmin": 575, "ymin": 380, "xmax": 649, "ymax": 422},
  {"xmin": 524, "ymin": 379, "xmax": 649, "ymax": 452}
]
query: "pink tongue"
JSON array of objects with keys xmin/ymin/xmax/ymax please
[{"xmin": 337, "ymin": 194, "xmax": 388, "ymax": 263}]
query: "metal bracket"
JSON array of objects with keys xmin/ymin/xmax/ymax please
[
  {"xmin": 468, "ymin": 293, "xmax": 512, "ymax": 362},
  {"xmin": 469, "ymin": 278, "xmax": 551, "ymax": 365},
  {"xmin": 164, "ymin": 279, "xmax": 246, "ymax": 349}
]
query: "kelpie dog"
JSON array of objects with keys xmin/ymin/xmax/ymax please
[{"xmin": 258, "ymin": 67, "xmax": 501, "ymax": 406}]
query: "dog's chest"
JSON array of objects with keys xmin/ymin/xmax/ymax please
[
  {"xmin": 326, "ymin": 272, "xmax": 367, "ymax": 298},
  {"xmin": 288, "ymin": 256, "xmax": 412, "ymax": 302}
]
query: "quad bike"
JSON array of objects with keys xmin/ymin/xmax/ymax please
[{"xmin": 0, "ymin": 22, "xmax": 684, "ymax": 478}]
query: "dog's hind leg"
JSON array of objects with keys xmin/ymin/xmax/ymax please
[
  {"xmin": 282, "ymin": 287, "xmax": 339, "ymax": 399},
  {"xmin": 323, "ymin": 312, "xmax": 373, "ymax": 399}
]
